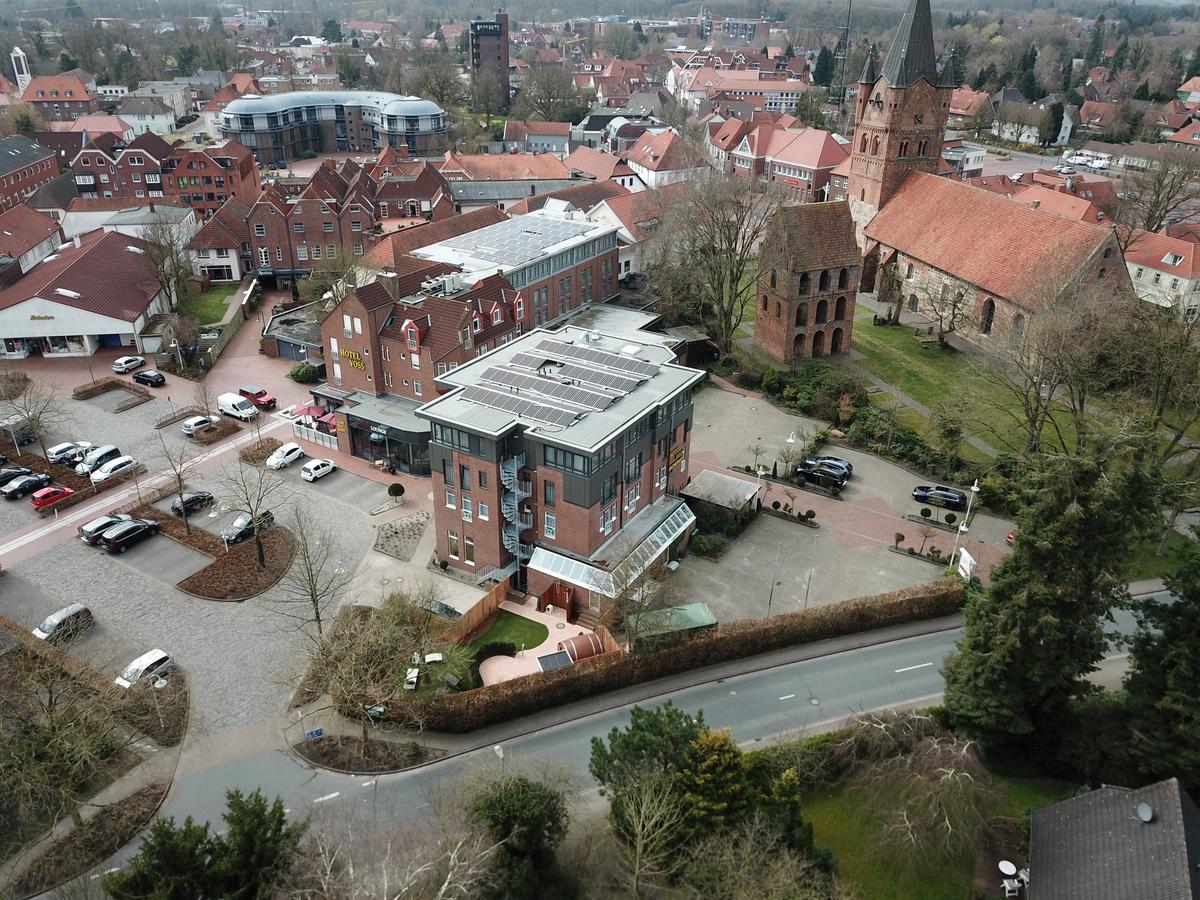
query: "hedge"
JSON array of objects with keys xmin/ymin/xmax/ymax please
[{"xmin": 360, "ymin": 578, "xmax": 964, "ymax": 733}]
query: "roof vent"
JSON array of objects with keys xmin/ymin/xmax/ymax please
[
  {"xmin": 126, "ymin": 246, "xmax": 145, "ymax": 254},
  {"xmin": 41, "ymin": 254, "xmax": 59, "ymax": 263},
  {"xmin": 1137, "ymin": 802, "xmax": 1155, "ymax": 824},
  {"xmin": 55, "ymin": 287, "xmax": 81, "ymax": 298}
]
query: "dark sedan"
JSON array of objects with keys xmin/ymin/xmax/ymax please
[
  {"xmin": 0, "ymin": 466, "xmax": 32, "ymax": 487},
  {"xmin": 100, "ymin": 518, "xmax": 160, "ymax": 553},
  {"xmin": 912, "ymin": 485, "xmax": 968, "ymax": 511},
  {"xmin": 1, "ymin": 472, "xmax": 51, "ymax": 499},
  {"xmin": 132, "ymin": 369, "xmax": 166, "ymax": 387},
  {"xmin": 220, "ymin": 510, "xmax": 274, "ymax": 544},
  {"xmin": 170, "ymin": 491, "xmax": 214, "ymax": 517},
  {"xmin": 79, "ymin": 513, "xmax": 133, "ymax": 545},
  {"xmin": 796, "ymin": 461, "xmax": 848, "ymax": 489}
]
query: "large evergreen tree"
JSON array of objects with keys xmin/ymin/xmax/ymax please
[
  {"xmin": 943, "ymin": 447, "xmax": 1160, "ymax": 748},
  {"xmin": 103, "ymin": 817, "xmax": 220, "ymax": 898},
  {"xmin": 812, "ymin": 46, "xmax": 834, "ymax": 87},
  {"xmin": 676, "ymin": 729, "xmax": 751, "ymax": 833},
  {"xmin": 1124, "ymin": 545, "xmax": 1200, "ymax": 794}
]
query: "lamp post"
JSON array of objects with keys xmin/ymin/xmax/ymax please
[
  {"xmin": 786, "ymin": 431, "xmax": 797, "ymax": 444},
  {"xmin": 950, "ymin": 479, "xmax": 980, "ymax": 567},
  {"xmin": 169, "ymin": 339, "xmax": 184, "ymax": 370}
]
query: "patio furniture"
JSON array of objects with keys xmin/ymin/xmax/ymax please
[
  {"xmin": 1018, "ymin": 869, "xmax": 1030, "ymax": 887},
  {"xmin": 424, "ymin": 652, "xmax": 444, "ymax": 664},
  {"xmin": 442, "ymin": 673, "xmax": 460, "ymax": 688},
  {"xmin": 410, "ymin": 652, "xmax": 420, "ymax": 664},
  {"xmin": 1002, "ymin": 879, "xmax": 1020, "ymax": 897},
  {"xmin": 999, "ymin": 860, "xmax": 1018, "ymax": 877},
  {"xmin": 404, "ymin": 667, "xmax": 419, "ymax": 690}
]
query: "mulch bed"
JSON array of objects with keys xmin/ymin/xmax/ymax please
[
  {"xmin": 292, "ymin": 734, "xmax": 436, "ymax": 774},
  {"xmin": 71, "ymin": 377, "xmax": 153, "ymax": 412},
  {"xmin": 239, "ymin": 437, "xmax": 281, "ymax": 465},
  {"xmin": 373, "ymin": 511, "xmax": 430, "ymax": 561},
  {"xmin": 191, "ymin": 418, "xmax": 241, "ymax": 445},
  {"xmin": 0, "ymin": 442, "xmax": 126, "ymax": 515},
  {"xmin": 11, "ymin": 781, "xmax": 169, "ymax": 897},
  {"xmin": 176, "ymin": 527, "xmax": 296, "ymax": 600}
]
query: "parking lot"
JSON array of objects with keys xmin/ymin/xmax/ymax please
[{"xmin": 679, "ymin": 385, "xmax": 1013, "ymax": 621}]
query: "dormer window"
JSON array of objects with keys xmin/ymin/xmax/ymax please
[
  {"xmin": 407, "ymin": 327, "xmax": 417, "ymax": 349},
  {"xmin": 473, "ymin": 317, "xmax": 482, "ymax": 333},
  {"xmin": 492, "ymin": 308, "xmax": 503, "ymax": 324},
  {"xmin": 1164, "ymin": 252, "xmax": 1185, "ymax": 266}
]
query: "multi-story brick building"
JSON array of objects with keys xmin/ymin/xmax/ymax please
[
  {"xmin": 71, "ymin": 132, "xmax": 175, "ymax": 200},
  {"xmin": 469, "ymin": 13, "xmax": 510, "ymax": 102},
  {"xmin": 411, "ymin": 201, "xmax": 621, "ymax": 330},
  {"xmin": 163, "ymin": 141, "xmax": 260, "ymax": 220},
  {"xmin": 755, "ymin": 201, "xmax": 860, "ymax": 361},
  {"xmin": 0, "ymin": 135, "xmax": 59, "ymax": 210},
  {"xmin": 20, "ymin": 75, "xmax": 97, "ymax": 121},
  {"xmin": 415, "ymin": 325, "xmax": 703, "ymax": 607}
]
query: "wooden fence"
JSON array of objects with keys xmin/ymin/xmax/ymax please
[{"xmin": 443, "ymin": 577, "xmax": 510, "ymax": 644}]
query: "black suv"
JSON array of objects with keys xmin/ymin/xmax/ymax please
[
  {"xmin": 796, "ymin": 460, "xmax": 848, "ymax": 489},
  {"xmin": 100, "ymin": 519, "xmax": 160, "ymax": 553},
  {"xmin": 170, "ymin": 491, "xmax": 214, "ymax": 518},
  {"xmin": 912, "ymin": 485, "xmax": 968, "ymax": 511},
  {"xmin": 221, "ymin": 510, "xmax": 275, "ymax": 544},
  {"xmin": 1, "ymin": 472, "xmax": 51, "ymax": 499}
]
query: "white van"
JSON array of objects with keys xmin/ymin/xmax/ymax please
[{"xmin": 217, "ymin": 392, "xmax": 259, "ymax": 421}]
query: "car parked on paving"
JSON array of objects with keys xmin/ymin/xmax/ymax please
[
  {"xmin": 239, "ymin": 386, "xmax": 277, "ymax": 410},
  {"xmin": 1, "ymin": 472, "xmax": 51, "ymax": 498},
  {"xmin": 75, "ymin": 445, "xmax": 120, "ymax": 476},
  {"xmin": 170, "ymin": 491, "xmax": 214, "ymax": 517},
  {"xmin": 805, "ymin": 455, "xmax": 853, "ymax": 479},
  {"xmin": 100, "ymin": 518, "xmax": 159, "ymax": 553},
  {"xmin": 0, "ymin": 466, "xmax": 32, "ymax": 486},
  {"xmin": 31, "ymin": 485, "xmax": 74, "ymax": 510},
  {"xmin": 300, "ymin": 458, "xmax": 336, "ymax": 482},
  {"xmin": 1006, "ymin": 530, "xmax": 1018, "ymax": 545},
  {"xmin": 132, "ymin": 369, "xmax": 166, "ymax": 387},
  {"xmin": 32, "ymin": 603, "xmax": 94, "ymax": 643},
  {"xmin": 912, "ymin": 484, "xmax": 968, "ymax": 510},
  {"xmin": 47, "ymin": 441, "xmax": 93, "ymax": 464},
  {"xmin": 114, "ymin": 649, "xmax": 175, "ymax": 688},
  {"xmin": 181, "ymin": 414, "xmax": 220, "ymax": 436},
  {"xmin": 221, "ymin": 510, "xmax": 274, "ymax": 544},
  {"xmin": 90, "ymin": 455, "xmax": 138, "ymax": 485},
  {"xmin": 79, "ymin": 513, "xmax": 132, "ymax": 544},
  {"xmin": 796, "ymin": 460, "xmax": 848, "ymax": 489},
  {"xmin": 111, "ymin": 355, "xmax": 145, "ymax": 373},
  {"xmin": 265, "ymin": 442, "xmax": 303, "ymax": 470}
]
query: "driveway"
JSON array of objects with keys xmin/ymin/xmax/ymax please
[{"xmin": 680, "ymin": 385, "xmax": 1012, "ymax": 619}]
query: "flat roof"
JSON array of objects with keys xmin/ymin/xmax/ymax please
[
  {"xmin": 680, "ymin": 469, "xmax": 759, "ymax": 510},
  {"xmin": 224, "ymin": 90, "xmax": 445, "ymax": 118},
  {"xmin": 415, "ymin": 324, "xmax": 705, "ymax": 451},
  {"xmin": 339, "ymin": 391, "xmax": 430, "ymax": 436}
]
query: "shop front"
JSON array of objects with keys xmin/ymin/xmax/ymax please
[{"xmin": 311, "ymin": 386, "xmax": 432, "ymax": 476}]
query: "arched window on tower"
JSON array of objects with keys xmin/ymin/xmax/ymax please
[
  {"xmin": 770, "ymin": 269, "xmax": 776, "ymax": 288},
  {"xmin": 761, "ymin": 295, "xmax": 768, "ymax": 311},
  {"xmin": 775, "ymin": 301, "xmax": 782, "ymax": 318},
  {"xmin": 899, "ymin": 140, "xmax": 909, "ymax": 158},
  {"xmin": 859, "ymin": 133, "xmax": 868, "ymax": 153},
  {"xmin": 818, "ymin": 270, "xmax": 830, "ymax": 292},
  {"xmin": 838, "ymin": 268, "xmax": 849, "ymax": 289},
  {"xmin": 796, "ymin": 303, "xmax": 808, "ymax": 326},
  {"xmin": 870, "ymin": 136, "xmax": 881, "ymax": 155},
  {"xmin": 917, "ymin": 140, "xmax": 928, "ymax": 156},
  {"xmin": 798, "ymin": 272, "xmax": 810, "ymax": 294}
]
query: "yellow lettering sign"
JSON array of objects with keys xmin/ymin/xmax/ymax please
[{"xmin": 339, "ymin": 347, "xmax": 366, "ymax": 370}]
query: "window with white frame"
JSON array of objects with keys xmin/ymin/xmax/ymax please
[
  {"xmin": 461, "ymin": 498, "xmax": 472, "ymax": 522},
  {"xmin": 445, "ymin": 490, "xmax": 456, "ymax": 509},
  {"xmin": 297, "ymin": 244, "xmax": 308, "ymax": 260},
  {"xmin": 448, "ymin": 531, "xmax": 459, "ymax": 558},
  {"xmin": 254, "ymin": 223, "xmax": 266, "ymax": 236},
  {"xmin": 544, "ymin": 511, "xmax": 556, "ymax": 539},
  {"xmin": 492, "ymin": 308, "xmax": 502, "ymax": 324},
  {"xmin": 625, "ymin": 482, "xmax": 641, "ymax": 510},
  {"xmin": 463, "ymin": 536, "xmax": 474, "ymax": 565},
  {"xmin": 414, "ymin": 380, "xmax": 423, "ymax": 396},
  {"xmin": 601, "ymin": 504, "xmax": 616, "ymax": 534},
  {"xmin": 478, "ymin": 501, "xmax": 489, "ymax": 521},
  {"xmin": 353, "ymin": 316, "xmax": 362, "ymax": 335}
]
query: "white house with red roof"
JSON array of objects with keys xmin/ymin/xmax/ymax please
[
  {"xmin": 1124, "ymin": 230, "xmax": 1200, "ymax": 317},
  {"xmin": 588, "ymin": 182, "xmax": 689, "ymax": 279},
  {"xmin": 0, "ymin": 229, "xmax": 170, "ymax": 358},
  {"xmin": 624, "ymin": 131, "xmax": 706, "ymax": 189}
]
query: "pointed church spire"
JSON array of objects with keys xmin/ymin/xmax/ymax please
[
  {"xmin": 858, "ymin": 44, "xmax": 878, "ymax": 84},
  {"xmin": 879, "ymin": 0, "xmax": 939, "ymax": 88}
]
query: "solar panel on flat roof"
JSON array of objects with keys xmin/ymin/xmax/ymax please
[
  {"xmin": 481, "ymin": 366, "xmax": 616, "ymax": 411},
  {"xmin": 536, "ymin": 338, "xmax": 660, "ymax": 379},
  {"xmin": 555, "ymin": 362, "xmax": 641, "ymax": 394},
  {"xmin": 508, "ymin": 351, "xmax": 546, "ymax": 370},
  {"xmin": 460, "ymin": 384, "xmax": 581, "ymax": 427}
]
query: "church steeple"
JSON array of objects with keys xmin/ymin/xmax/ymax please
[
  {"xmin": 858, "ymin": 45, "xmax": 878, "ymax": 84},
  {"xmin": 879, "ymin": 0, "xmax": 939, "ymax": 88}
]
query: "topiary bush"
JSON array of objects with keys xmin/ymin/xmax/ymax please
[{"xmin": 289, "ymin": 362, "xmax": 321, "ymax": 384}]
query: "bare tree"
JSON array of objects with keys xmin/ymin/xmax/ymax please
[
  {"xmin": 157, "ymin": 433, "xmax": 197, "ymax": 534},
  {"xmin": 614, "ymin": 772, "xmax": 685, "ymax": 897},
  {"xmin": 602, "ymin": 562, "xmax": 675, "ymax": 653},
  {"xmin": 3, "ymin": 381, "xmax": 70, "ymax": 459},
  {"xmin": 219, "ymin": 461, "xmax": 287, "ymax": 569},
  {"xmin": 470, "ymin": 70, "xmax": 504, "ymax": 127},
  {"xmin": 605, "ymin": 24, "xmax": 640, "ymax": 60},
  {"xmin": 300, "ymin": 246, "xmax": 366, "ymax": 311},
  {"xmin": 650, "ymin": 173, "xmax": 783, "ymax": 359},
  {"xmin": 193, "ymin": 378, "xmax": 216, "ymax": 415},
  {"xmin": 916, "ymin": 280, "xmax": 970, "ymax": 346},
  {"xmin": 276, "ymin": 509, "xmax": 357, "ymax": 638},
  {"xmin": 142, "ymin": 219, "xmax": 192, "ymax": 312},
  {"xmin": 1106, "ymin": 147, "xmax": 1200, "ymax": 238},
  {"xmin": 517, "ymin": 65, "xmax": 579, "ymax": 121},
  {"xmin": 411, "ymin": 58, "xmax": 465, "ymax": 109}
]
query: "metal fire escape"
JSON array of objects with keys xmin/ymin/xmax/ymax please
[{"xmin": 476, "ymin": 451, "xmax": 533, "ymax": 585}]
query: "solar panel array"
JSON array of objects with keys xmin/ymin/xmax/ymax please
[
  {"xmin": 554, "ymin": 362, "xmax": 642, "ymax": 395},
  {"xmin": 481, "ymin": 366, "xmax": 615, "ymax": 411},
  {"xmin": 460, "ymin": 385, "xmax": 580, "ymax": 427},
  {"xmin": 536, "ymin": 339, "xmax": 661, "ymax": 379},
  {"xmin": 434, "ymin": 217, "xmax": 596, "ymax": 266}
]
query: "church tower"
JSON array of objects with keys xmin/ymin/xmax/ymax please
[
  {"xmin": 846, "ymin": 0, "xmax": 953, "ymax": 230},
  {"xmin": 10, "ymin": 46, "xmax": 29, "ymax": 95}
]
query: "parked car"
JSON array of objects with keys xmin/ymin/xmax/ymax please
[
  {"xmin": 912, "ymin": 485, "xmax": 968, "ymax": 511},
  {"xmin": 79, "ymin": 512, "xmax": 132, "ymax": 544},
  {"xmin": 75, "ymin": 445, "xmax": 121, "ymax": 476},
  {"xmin": 1066, "ymin": 155, "xmax": 1088, "ymax": 165},
  {"xmin": 217, "ymin": 392, "xmax": 258, "ymax": 421},
  {"xmin": 0, "ymin": 466, "xmax": 32, "ymax": 486},
  {"xmin": 1006, "ymin": 530, "xmax": 1018, "ymax": 546},
  {"xmin": 804, "ymin": 455, "xmax": 853, "ymax": 480},
  {"xmin": 796, "ymin": 461, "xmax": 848, "ymax": 489},
  {"xmin": 114, "ymin": 649, "xmax": 175, "ymax": 688},
  {"xmin": 300, "ymin": 458, "xmax": 336, "ymax": 482},
  {"xmin": 32, "ymin": 603, "xmax": 94, "ymax": 643},
  {"xmin": 170, "ymin": 491, "xmax": 214, "ymax": 517},
  {"xmin": 221, "ymin": 510, "xmax": 274, "ymax": 544},
  {"xmin": 0, "ymin": 415, "xmax": 35, "ymax": 445},
  {"xmin": 239, "ymin": 386, "xmax": 277, "ymax": 410},
  {"xmin": 111, "ymin": 355, "xmax": 145, "ymax": 373},
  {"xmin": 265, "ymin": 442, "xmax": 303, "ymax": 470},
  {"xmin": 47, "ymin": 441, "xmax": 93, "ymax": 464},
  {"xmin": 90, "ymin": 455, "xmax": 138, "ymax": 485},
  {"xmin": 31, "ymin": 485, "xmax": 74, "ymax": 510},
  {"xmin": 100, "ymin": 518, "xmax": 159, "ymax": 553},
  {"xmin": 181, "ymin": 414, "xmax": 220, "ymax": 436},
  {"xmin": 1, "ymin": 472, "xmax": 51, "ymax": 498},
  {"xmin": 132, "ymin": 369, "xmax": 166, "ymax": 387}
]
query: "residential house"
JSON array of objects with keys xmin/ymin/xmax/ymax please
[
  {"xmin": 1124, "ymin": 230, "xmax": 1200, "ymax": 318},
  {"xmin": 188, "ymin": 196, "xmax": 252, "ymax": 282},
  {"xmin": 588, "ymin": 182, "xmax": 687, "ymax": 279},
  {"xmin": 0, "ymin": 203, "xmax": 63, "ymax": 287},
  {"xmin": 947, "ymin": 86, "xmax": 991, "ymax": 129},
  {"xmin": 1079, "ymin": 99, "xmax": 1119, "ymax": 132},
  {"xmin": 20, "ymin": 75, "xmax": 97, "ymax": 121},
  {"xmin": 502, "ymin": 120, "xmax": 571, "ymax": 155},
  {"xmin": 115, "ymin": 96, "xmax": 176, "ymax": 136},
  {"xmin": 562, "ymin": 146, "xmax": 645, "ymax": 191},
  {"xmin": 625, "ymin": 131, "xmax": 706, "ymax": 189}
]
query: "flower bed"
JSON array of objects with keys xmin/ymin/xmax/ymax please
[
  {"xmin": 176, "ymin": 528, "xmax": 296, "ymax": 601},
  {"xmin": 238, "ymin": 436, "xmax": 281, "ymax": 465}
]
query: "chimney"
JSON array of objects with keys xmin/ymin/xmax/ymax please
[
  {"xmin": 377, "ymin": 270, "xmax": 399, "ymax": 300},
  {"xmin": 72, "ymin": 235, "xmax": 80, "ymax": 248},
  {"xmin": 149, "ymin": 202, "xmax": 156, "ymax": 213}
]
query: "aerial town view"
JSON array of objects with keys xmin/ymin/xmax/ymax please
[{"xmin": 0, "ymin": 0, "xmax": 1198, "ymax": 896}]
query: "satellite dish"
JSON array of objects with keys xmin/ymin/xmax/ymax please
[{"xmin": 1137, "ymin": 802, "xmax": 1155, "ymax": 823}]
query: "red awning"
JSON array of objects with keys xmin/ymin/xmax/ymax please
[
  {"xmin": 292, "ymin": 403, "xmax": 325, "ymax": 417},
  {"xmin": 317, "ymin": 412, "xmax": 337, "ymax": 425}
]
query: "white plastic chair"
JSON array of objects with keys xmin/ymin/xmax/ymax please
[
  {"xmin": 1003, "ymin": 878, "xmax": 1020, "ymax": 897},
  {"xmin": 1018, "ymin": 868, "xmax": 1030, "ymax": 887}
]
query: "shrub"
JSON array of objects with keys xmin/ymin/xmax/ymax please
[
  {"xmin": 894, "ymin": 532, "xmax": 905, "ymax": 548},
  {"xmin": 746, "ymin": 731, "xmax": 846, "ymax": 791},
  {"xmin": 759, "ymin": 363, "xmax": 868, "ymax": 421},
  {"xmin": 690, "ymin": 532, "xmax": 728, "ymax": 557},
  {"xmin": 288, "ymin": 362, "xmax": 321, "ymax": 384},
  {"xmin": 771, "ymin": 500, "xmax": 781, "ymax": 510},
  {"xmin": 804, "ymin": 509, "xmax": 816, "ymax": 521},
  {"xmin": 920, "ymin": 507, "xmax": 932, "ymax": 520},
  {"xmin": 944, "ymin": 513, "xmax": 957, "ymax": 526},
  {"xmin": 296, "ymin": 149, "xmax": 317, "ymax": 160},
  {"xmin": 387, "ymin": 482, "xmax": 405, "ymax": 499}
]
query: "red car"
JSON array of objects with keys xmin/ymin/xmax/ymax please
[
  {"xmin": 1005, "ymin": 530, "xmax": 1018, "ymax": 545},
  {"xmin": 31, "ymin": 485, "xmax": 74, "ymax": 510},
  {"xmin": 239, "ymin": 386, "xmax": 277, "ymax": 410}
]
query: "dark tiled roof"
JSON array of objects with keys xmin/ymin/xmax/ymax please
[
  {"xmin": 127, "ymin": 131, "xmax": 175, "ymax": 159},
  {"xmin": 1030, "ymin": 778, "xmax": 1200, "ymax": 900},
  {"xmin": 0, "ymin": 204, "xmax": 59, "ymax": 258},
  {"xmin": 766, "ymin": 200, "xmax": 859, "ymax": 272},
  {"xmin": 879, "ymin": 0, "xmax": 938, "ymax": 88},
  {"xmin": 506, "ymin": 180, "xmax": 629, "ymax": 216},
  {"xmin": 27, "ymin": 172, "xmax": 78, "ymax": 210},
  {"xmin": 189, "ymin": 196, "xmax": 251, "ymax": 250},
  {"xmin": 0, "ymin": 135, "xmax": 55, "ymax": 178}
]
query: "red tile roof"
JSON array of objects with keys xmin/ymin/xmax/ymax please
[
  {"xmin": 762, "ymin": 127, "xmax": 850, "ymax": 169},
  {"xmin": 0, "ymin": 204, "xmax": 59, "ymax": 259},
  {"xmin": 963, "ymin": 174, "xmax": 1019, "ymax": 196},
  {"xmin": 0, "ymin": 229, "xmax": 161, "ymax": 320},
  {"xmin": 627, "ymin": 130, "xmax": 697, "ymax": 172},
  {"xmin": 1012, "ymin": 184, "xmax": 1104, "ymax": 223},
  {"xmin": 503, "ymin": 120, "xmax": 571, "ymax": 141},
  {"xmin": 865, "ymin": 173, "xmax": 1115, "ymax": 306},
  {"xmin": 594, "ymin": 182, "xmax": 689, "ymax": 242},
  {"xmin": 20, "ymin": 75, "xmax": 94, "ymax": 102},
  {"xmin": 1080, "ymin": 100, "xmax": 1119, "ymax": 129},
  {"xmin": 189, "ymin": 196, "xmax": 251, "ymax": 250},
  {"xmin": 1169, "ymin": 122, "xmax": 1200, "ymax": 147},
  {"xmin": 436, "ymin": 151, "xmax": 570, "ymax": 181},
  {"xmin": 363, "ymin": 207, "xmax": 508, "ymax": 268},
  {"xmin": 505, "ymin": 180, "xmax": 629, "ymax": 216},
  {"xmin": 950, "ymin": 86, "xmax": 991, "ymax": 118},
  {"xmin": 563, "ymin": 146, "xmax": 635, "ymax": 181},
  {"xmin": 1125, "ymin": 230, "xmax": 1200, "ymax": 279}
]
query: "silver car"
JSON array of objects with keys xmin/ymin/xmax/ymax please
[{"xmin": 181, "ymin": 414, "xmax": 220, "ymax": 436}]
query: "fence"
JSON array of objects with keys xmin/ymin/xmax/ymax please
[
  {"xmin": 443, "ymin": 577, "xmax": 510, "ymax": 644},
  {"xmin": 292, "ymin": 421, "xmax": 338, "ymax": 450},
  {"xmin": 203, "ymin": 299, "xmax": 246, "ymax": 366}
]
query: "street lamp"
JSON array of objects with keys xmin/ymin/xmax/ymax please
[
  {"xmin": 950, "ymin": 479, "xmax": 980, "ymax": 567},
  {"xmin": 168, "ymin": 339, "xmax": 184, "ymax": 370},
  {"xmin": 786, "ymin": 431, "xmax": 797, "ymax": 444}
]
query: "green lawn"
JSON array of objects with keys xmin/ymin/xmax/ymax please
[
  {"xmin": 464, "ymin": 610, "xmax": 549, "ymax": 653},
  {"xmin": 179, "ymin": 283, "xmax": 242, "ymax": 326},
  {"xmin": 1125, "ymin": 529, "xmax": 1192, "ymax": 582},
  {"xmin": 803, "ymin": 773, "xmax": 1072, "ymax": 900}
]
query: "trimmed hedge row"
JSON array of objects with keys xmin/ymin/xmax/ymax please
[{"xmin": 361, "ymin": 578, "xmax": 964, "ymax": 733}]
